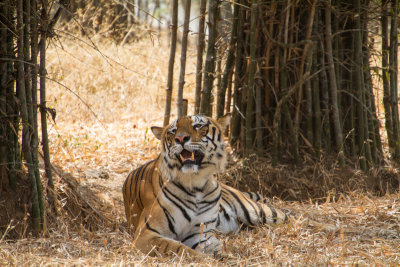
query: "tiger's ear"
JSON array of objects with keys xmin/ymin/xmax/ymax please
[
  {"xmin": 217, "ymin": 113, "xmax": 231, "ymax": 132},
  {"xmin": 151, "ymin": 126, "xmax": 164, "ymax": 140}
]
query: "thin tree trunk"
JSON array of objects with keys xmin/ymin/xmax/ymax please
[
  {"xmin": 325, "ymin": 1, "xmax": 344, "ymax": 165},
  {"xmin": 194, "ymin": 0, "xmax": 207, "ymax": 114},
  {"xmin": 312, "ymin": 48, "xmax": 321, "ymax": 157},
  {"xmin": 177, "ymin": 0, "xmax": 191, "ymax": 118},
  {"xmin": 24, "ymin": 0, "xmax": 42, "ymax": 209},
  {"xmin": 131, "ymin": 0, "xmax": 136, "ymax": 22},
  {"xmin": 137, "ymin": 0, "xmax": 142, "ymax": 22},
  {"xmin": 353, "ymin": 0, "xmax": 367, "ymax": 170},
  {"xmin": 156, "ymin": 0, "xmax": 161, "ymax": 31},
  {"xmin": 319, "ymin": 40, "xmax": 331, "ymax": 151},
  {"xmin": 182, "ymin": 99, "xmax": 188, "ymax": 116},
  {"xmin": 31, "ymin": 0, "xmax": 41, "ymax": 194},
  {"xmin": 225, "ymin": 70, "xmax": 233, "ymax": 114},
  {"xmin": 17, "ymin": 0, "xmax": 41, "ymax": 232},
  {"xmin": 389, "ymin": 0, "xmax": 400, "ymax": 159},
  {"xmin": 23, "ymin": 0, "xmax": 32, "ymax": 132},
  {"xmin": 0, "ymin": 1, "xmax": 8, "ymax": 183},
  {"xmin": 144, "ymin": 0, "xmax": 148, "ymax": 23},
  {"xmin": 294, "ymin": 0, "xmax": 317, "ymax": 137},
  {"xmin": 366, "ymin": 68, "xmax": 383, "ymax": 159},
  {"xmin": 217, "ymin": 2, "xmax": 239, "ymax": 118},
  {"xmin": 215, "ymin": 46, "xmax": 222, "ymax": 117},
  {"xmin": 348, "ymin": 30, "xmax": 357, "ymax": 157},
  {"xmin": 231, "ymin": 2, "xmax": 245, "ymax": 146},
  {"xmin": 163, "ymin": 0, "xmax": 178, "ymax": 126},
  {"xmin": 246, "ymin": 0, "xmax": 258, "ymax": 152},
  {"xmin": 280, "ymin": 60, "xmax": 299, "ymax": 164},
  {"xmin": 382, "ymin": 0, "xmax": 393, "ymax": 151},
  {"xmin": 362, "ymin": 3, "xmax": 380, "ymax": 164},
  {"xmin": 272, "ymin": 7, "xmax": 285, "ymax": 165},
  {"xmin": 5, "ymin": 3, "xmax": 18, "ymax": 190},
  {"xmin": 358, "ymin": 1, "xmax": 373, "ymax": 166},
  {"xmin": 39, "ymin": 0, "xmax": 52, "ymax": 229},
  {"xmin": 200, "ymin": 0, "xmax": 219, "ymax": 116},
  {"xmin": 305, "ymin": 47, "xmax": 314, "ymax": 146},
  {"xmin": 262, "ymin": 0, "xmax": 276, "ymax": 118}
]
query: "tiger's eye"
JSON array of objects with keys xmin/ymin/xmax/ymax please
[{"xmin": 193, "ymin": 124, "xmax": 203, "ymax": 130}]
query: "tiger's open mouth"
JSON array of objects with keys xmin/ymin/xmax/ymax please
[{"xmin": 176, "ymin": 149, "xmax": 204, "ymax": 166}]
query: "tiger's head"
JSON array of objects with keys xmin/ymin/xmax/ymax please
[{"xmin": 151, "ymin": 114, "xmax": 230, "ymax": 180}]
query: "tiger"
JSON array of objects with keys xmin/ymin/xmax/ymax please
[{"xmin": 122, "ymin": 114, "xmax": 287, "ymax": 257}]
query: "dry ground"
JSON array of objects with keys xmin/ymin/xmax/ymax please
[{"xmin": 1, "ymin": 33, "xmax": 399, "ymax": 266}]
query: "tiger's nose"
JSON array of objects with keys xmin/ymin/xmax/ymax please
[{"xmin": 175, "ymin": 134, "xmax": 190, "ymax": 145}]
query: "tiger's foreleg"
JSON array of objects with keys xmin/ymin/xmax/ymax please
[
  {"xmin": 133, "ymin": 229, "xmax": 202, "ymax": 257},
  {"xmin": 133, "ymin": 211, "xmax": 203, "ymax": 258}
]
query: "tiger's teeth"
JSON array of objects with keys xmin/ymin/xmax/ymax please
[
  {"xmin": 190, "ymin": 153, "xmax": 194, "ymax": 161},
  {"xmin": 180, "ymin": 154, "xmax": 184, "ymax": 161}
]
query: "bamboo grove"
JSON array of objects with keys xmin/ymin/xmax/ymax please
[
  {"xmin": 0, "ymin": 0, "xmax": 65, "ymax": 232},
  {"xmin": 164, "ymin": 0, "xmax": 400, "ymax": 170}
]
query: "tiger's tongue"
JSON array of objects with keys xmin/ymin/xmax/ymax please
[{"xmin": 181, "ymin": 149, "xmax": 192, "ymax": 160}]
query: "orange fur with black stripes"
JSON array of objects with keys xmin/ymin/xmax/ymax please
[{"xmin": 122, "ymin": 114, "xmax": 287, "ymax": 257}]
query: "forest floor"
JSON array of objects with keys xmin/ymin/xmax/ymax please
[{"xmin": 1, "ymin": 34, "xmax": 400, "ymax": 266}]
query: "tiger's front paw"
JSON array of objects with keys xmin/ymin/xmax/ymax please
[{"xmin": 157, "ymin": 239, "xmax": 203, "ymax": 258}]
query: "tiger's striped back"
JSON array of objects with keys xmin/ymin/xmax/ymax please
[{"xmin": 123, "ymin": 158, "xmax": 157, "ymax": 230}]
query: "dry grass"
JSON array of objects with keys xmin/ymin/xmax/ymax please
[{"xmin": 1, "ymin": 33, "xmax": 399, "ymax": 266}]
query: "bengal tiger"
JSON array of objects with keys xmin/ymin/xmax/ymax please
[{"xmin": 122, "ymin": 114, "xmax": 287, "ymax": 257}]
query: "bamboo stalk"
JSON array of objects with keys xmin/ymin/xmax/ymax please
[
  {"xmin": 200, "ymin": 0, "xmax": 219, "ymax": 116},
  {"xmin": 0, "ymin": 0, "xmax": 7, "ymax": 183},
  {"xmin": 353, "ymin": 0, "xmax": 367, "ymax": 170},
  {"xmin": 39, "ymin": 0, "xmax": 52, "ymax": 229},
  {"xmin": 217, "ymin": 2, "xmax": 239, "ymax": 118},
  {"xmin": 362, "ymin": 4, "xmax": 380, "ymax": 163},
  {"xmin": 17, "ymin": 0, "xmax": 41, "ymax": 231},
  {"xmin": 194, "ymin": 0, "xmax": 207, "ymax": 114},
  {"xmin": 30, "ymin": 0, "xmax": 41, "ymax": 191},
  {"xmin": 280, "ymin": 60, "xmax": 299, "ymax": 164},
  {"xmin": 319, "ymin": 40, "xmax": 331, "ymax": 151},
  {"xmin": 263, "ymin": 1, "xmax": 276, "ymax": 112},
  {"xmin": 305, "ymin": 46, "xmax": 314, "ymax": 146},
  {"xmin": 254, "ymin": 38, "xmax": 263, "ymax": 152},
  {"xmin": 381, "ymin": 0, "xmax": 394, "ymax": 150},
  {"xmin": 347, "ymin": 25, "xmax": 356, "ymax": 157},
  {"xmin": 138, "ymin": 0, "xmax": 142, "ymax": 22},
  {"xmin": 272, "ymin": 5, "xmax": 285, "ymax": 165},
  {"xmin": 231, "ymin": 2, "xmax": 245, "ymax": 146},
  {"xmin": 312, "ymin": 48, "xmax": 321, "ymax": 157},
  {"xmin": 163, "ymin": 0, "xmax": 178, "ymax": 126},
  {"xmin": 177, "ymin": 0, "xmax": 191, "ymax": 118},
  {"xmin": 359, "ymin": 2, "xmax": 373, "ymax": 166},
  {"xmin": 294, "ymin": 0, "xmax": 317, "ymax": 137},
  {"xmin": 215, "ymin": 46, "xmax": 222, "ymax": 118},
  {"xmin": 389, "ymin": 0, "xmax": 400, "ymax": 159},
  {"xmin": 246, "ymin": 0, "xmax": 258, "ymax": 152},
  {"xmin": 324, "ymin": 1, "xmax": 344, "ymax": 165},
  {"xmin": 23, "ymin": 0, "xmax": 33, "ymax": 152},
  {"xmin": 144, "ymin": 0, "xmax": 148, "ymax": 23},
  {"xmin": 5, "ymin": 2, "xmax": 18, "ymax": 190},
  {"xmin": 24, "ymin": 0, "xmax": 42, "ymax": 205},
  {"xmin": 225, "ymin": 70, "xmax": 233, "ymax": 114}
]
